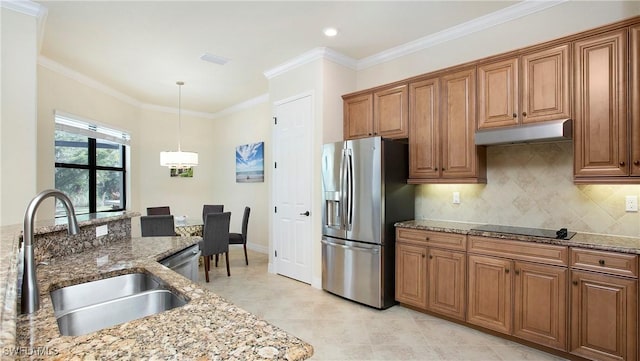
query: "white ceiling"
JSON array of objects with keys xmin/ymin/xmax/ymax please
[{"xmin": 35, "ymin": 1, "xmax": 524, "ymax": 116}]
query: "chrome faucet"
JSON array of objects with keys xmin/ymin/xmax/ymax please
[{"xmin": 21, "ymin": 189, "xmax": 80, "ymax": 314}]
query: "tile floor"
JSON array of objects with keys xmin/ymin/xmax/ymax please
[{"xmin": 197, "ymin": 248, "xmax": 568, "ymax": 361}]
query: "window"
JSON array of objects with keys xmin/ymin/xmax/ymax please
[{"xmin": 54, "ymin": 112, "xmax": 130, "ymax": 217}]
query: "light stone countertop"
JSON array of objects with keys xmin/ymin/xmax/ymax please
[
  {"xmin": 395, "ymin": 220, "xmax": 640, "ymax": 254},
  {"xmin": 12, "ymin": 236, "xmax": 313, "ymax": 360}
]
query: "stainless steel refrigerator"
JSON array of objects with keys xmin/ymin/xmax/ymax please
[{"xmin": 321, "ymin": 136, "xmax": 414, "ymax": 309}]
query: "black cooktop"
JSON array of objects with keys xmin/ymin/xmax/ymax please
[{"xmin": 470, "ymin": 224, "xmax": 576, "ymax": 240}]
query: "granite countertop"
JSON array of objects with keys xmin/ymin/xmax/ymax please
[
  {"xmin": 0, "ymin": 211, "xmax": 140, "ymax": 352},
  {"xmin": 13, "ymin": 236, "xmax": 313, "ymax": 360},
  {"xmin": 395, "ymin": 220, "xmax": 640, "ymax": 254}
]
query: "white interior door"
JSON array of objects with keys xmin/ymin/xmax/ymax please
[{"xmin": 273, "ymin": 94, "xmax": 312, "ymax": 284}]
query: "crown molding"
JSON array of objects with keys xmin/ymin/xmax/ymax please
[
  {"xmin": 357, "ymin": 0, "xmax": 568, "ymax": 70},
  {"xmin": 210, "ymin": 93, "xmax": 269, "ymax": 119},
  {"xmin": 38, "ymin": 56, "xmax": 143, "ymax": 108},
  {"xmin": 1, "ymin": 0, "xmax": 42, "ymax": 17},
  {"xmin": 263, "ymin": 47, "xmax": 357, "ymax": 79}
]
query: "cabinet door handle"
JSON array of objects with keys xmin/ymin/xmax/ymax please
[
  {"xmin": 422, "ymin": 254, "xmax": 426, "ymax": 258},
  {"xmin": 512, "ymin": 113, "xmax": 517, "ymax": 118},
  {"xmin": 434, "ymin": 167, "xmax": 438, "ymax": 171},
  {"xmin": 515, "ymin": 270, "xmax": 520, "ymax": 275},
  {"xmin": 573, "ymin": 280, "xmax": 578, "ymax": 286},
  {"xmin": 522, "ymin": 112, "xmax": 527, "ymax": 117},
  {"xmin": 429, "ymin": 255, "xmax": 433, "ymax": 259},
  {"xmin": 505, "ymin": 269, "xmax": 510, "ymax": 274},
  {"xmin": 425, "ymin": 237, "xmax": 430, "ymax": 241},
  {"xmin": 634, "ymin": 160, "xmax": 640, "ymax": 166},
  {"xmin": 620, "ymin": 161, "xmax": 626, "ymax": 166},
  {"xmin": 368, "ymin": 133, "xmax": 372, "ymax": 136},
  {"xmin": 598, "ymin": 259, "xmax": 605, "ymax": 266}
]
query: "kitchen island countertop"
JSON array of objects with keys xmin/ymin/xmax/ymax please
[
  {"xmin": 10, "ymin": 236, "xmax": 313, "ymax": 360},
  {"xmin": 395, "ymin": 219, "xmax": 640, "ymax": 254}
]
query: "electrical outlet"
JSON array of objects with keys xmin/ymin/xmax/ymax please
[
  {"xmin": 96, "ymin": 224, "xmax": 108, "ymax": 237},
  {"xmin": 453, "ymin": 192, "xmax": 460, "ymax": 204},
  {"xmin": 625, "ymin": 195, "xmax": 638, "ymax": 212}
]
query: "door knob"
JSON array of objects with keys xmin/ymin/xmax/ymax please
[{"xmin": 300, "ymin": 211, "xmax": 310, "ymax": 216}]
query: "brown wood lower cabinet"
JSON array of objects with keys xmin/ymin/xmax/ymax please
[
  {"xmin": 396, "ymin": 228, "xmax": 640, "ymax": 361},
  {"xmin": 466, "ymin": 235, "xmax": 571, "ymax": 353},
  {"xmin": 428, "ymin": 248, "xmax": 466, "ymax": 320},
  {"xmin": 570, "ymin": 270, "xmax": 637, "ymax": 361},
  {"xmin": 395, "ymin": 242, "xmax": 427, "ymax": 309},
  {"xmin": 467, "ymin": 254, "xmax": 512, "ymax": 334},
  {"xmin": 513, "ymin": 261, "xmax": 567, "ymax": 351},
  {"xmin": 395, "ymin": 229, "xmax": 466, "ymax": 320}
]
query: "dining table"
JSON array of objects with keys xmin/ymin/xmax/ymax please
[{"xmin": 174, "ymin": 217, "xmax": 204, "ymax": 237}]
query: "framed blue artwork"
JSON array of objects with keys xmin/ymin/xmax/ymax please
[{"xmin": 236, "ymin": 141, "xmax": 264, "ymax": 183}]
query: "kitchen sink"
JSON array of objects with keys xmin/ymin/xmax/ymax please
[
  {"xmin": 50, "ymin": 273, "xmax": 163, "ymax": 314},
  {"xmin": 55, "ymin": 289, "xmax": 187, "ymax": 336},
  {"xmin": 49, "ymin": 272, "xmax": 188, "ymax": 336}
]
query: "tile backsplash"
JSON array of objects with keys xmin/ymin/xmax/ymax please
[{"xmin": 416, "ymin": 142, "xmax": 640, "ymax": 237}]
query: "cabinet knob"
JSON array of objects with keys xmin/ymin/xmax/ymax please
[
  {"xmin": 573, "ymin": 280, "xmax": 578, "ymax": 286},
  {"xmin": 634, "ymin": 160, "xmax": 640, "ymax": 166},
  {"xmin": 442, "ymin": 168, "xmax": 446, "ymax": 171},
  {"xmin": 620, "ymin": 161, "xmax": 626, "ymax": 166},
  {"xmin": 368, "ymin": 133, "xmax": 372, "ymax": 136},
  {"xmin": 512, "ymin": 113, "xmax": 517, "ymax": 118},
  {"xmin": 505, "ymin": 269, "xmax": 510, "ymax": 274},
  {"xmin": 429, "ymin": 255, "xmax": 433, "ymax": 259},
  {"xmin": 515, "ymin": 270, "xmax": 520, "ymax": 275},
  {"xmin": 425, "ymin": 237, "xmax": 430, "ymax": 241},
  {"xmin": 422, "ymin": 254, "xmax": 426, "ymax": 258},
  {"xmin": 434, "ymin": 167, "xmax": 438, "ymax": 171},
  {"xmin": 598, "ymin": 259, "xmax": 605, "ymax": 266},
  {"xmin": 522, "ymin": 112, "xmax": 527, "ymax": 117}
]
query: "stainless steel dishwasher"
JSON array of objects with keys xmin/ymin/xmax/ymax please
[{"xmin": 159, "ymin": 244, "xmax": 201, "ymax": 282}]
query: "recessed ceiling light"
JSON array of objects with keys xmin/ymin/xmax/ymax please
[
  {"xmin": 323, "ymin": 27, "xmax": 338, "ymax": 37},
  {"xmin": 200, "ymin": 52, "xmax": 229, "ymax": 65}
]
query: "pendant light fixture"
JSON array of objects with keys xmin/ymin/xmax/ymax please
[{"xmin": 160, "ymin": 81, "xmax": 199, "ymax": 168}]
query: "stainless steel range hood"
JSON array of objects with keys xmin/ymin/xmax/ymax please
[{"xmin": 474, "ymin": 119, "xmax": 572, "ymax": 145}]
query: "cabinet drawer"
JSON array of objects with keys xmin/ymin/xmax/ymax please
[
  {"xmin": 396, "ymin": 228, "xmax": 466, "ymax": 251},
  {"xmin": 570, "ymin": 248, "xmax": 638, "ymax": 278},
  {"xmin": 468, "ymin": 236, "xmax": 568, "ymax": 266}
]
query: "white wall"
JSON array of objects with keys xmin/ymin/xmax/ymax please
[
  {"xmin": 37, "ymin": 65, "xmax": 141, "ymax": 222},
  {"xmin": 136, "ymin": 107, "xmax": 214, "ymax": 230},
  {"xmin": 205, "ymin": 102, "xmax": 271, "ymax": 252},
  {"xmin": 1, "ymin": 8, "xmax": 38, "ymax": 226},
  {"xmin": 268, "ymin": 57, "xmax": 355, "ymax": 287}
]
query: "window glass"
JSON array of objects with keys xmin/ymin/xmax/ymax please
[
  {"xmin": 55, "ymin": 130, "xmax": 89, "ymax": 165},
  {"xmin": 96, "ymin": 139, "xmax": 123, "ymax": 167},
  {"xmin": 96, "ymin": 170, "xmax": 124, "ymax": 212},
  {"xmin": 55, "ymin": 168, "xmax": 90, "ymax": 216}
]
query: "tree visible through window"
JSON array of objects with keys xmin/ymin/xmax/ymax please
[{"xmin": 54, "ymin": 113, "xmax": 128, "ymax": 217}]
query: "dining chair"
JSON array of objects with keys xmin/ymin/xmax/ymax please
[
  {"xmin": 229, "ymin": 206, "xmax": 250, "ymax": 265},
  {"xmin": 140, "ymin": 215, "xmax": 176, "ymax": 236},
  {"xmin": 202, "ymin": 204, "xmax": 224, "ymax": 223},
  {"xmin": 198, "ymin": 212, "xmax": 231, "ymax": 282},
  {"xmin": 147, "ymin": 206, "xmax": 171, "ymax": 216}
]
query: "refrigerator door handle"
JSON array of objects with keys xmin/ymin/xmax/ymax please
[
  {"xmin": 346, "ymin": 148, "xmax": 354, "ymax": 231},
  {"xmin": 321, "ymin": 239, "xmax": 380, "ymax": 254},
  {"xmin": 340, "ymin": 149, "xmax": 347, "ymax": 229}
]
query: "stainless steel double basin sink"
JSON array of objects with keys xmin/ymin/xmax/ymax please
[{"xmin": 50, "ymin": 272, "xmax": 188, "ymax": 336}]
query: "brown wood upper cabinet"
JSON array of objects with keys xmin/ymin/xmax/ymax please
[
  {"xmin": 343, "ymin": 84, "xmax": 408, "ymax": 140},
  {"xmin": 574, "ymin": 28, "xmax": 634, "ymax": 181},
  {"xmin": 631, "ymin": 24, "xmax": 640, "ymax": 177},
  {"xmin": 477, "ymin": 44, "xmax": 571, "ymax": 129},
  {"xmin": 408, "ymin": 67, "xmax": 486, "ymax": 183}
]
